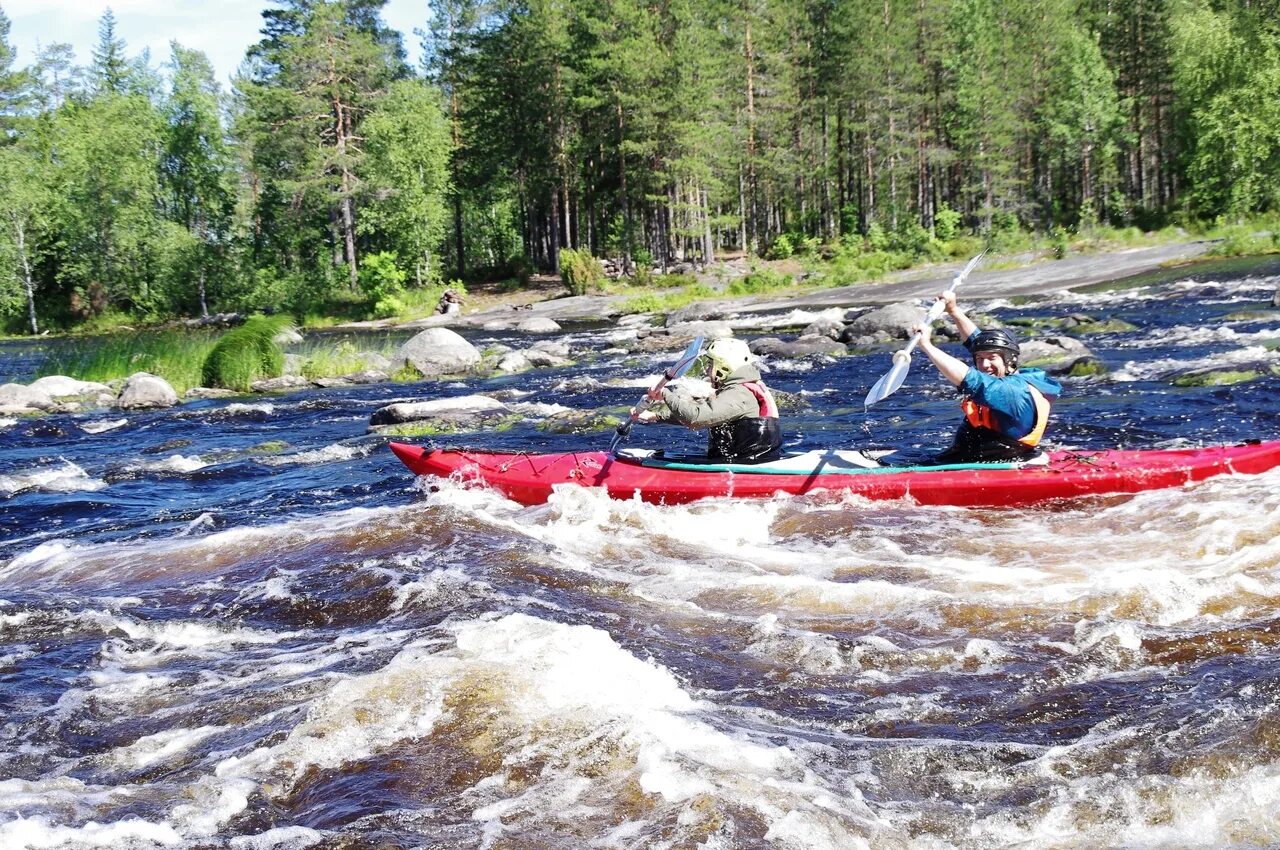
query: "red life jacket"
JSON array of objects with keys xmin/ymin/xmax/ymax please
[
  {"xmin": 960, "ymin": 384, "xmax": 1051, "ymax": 447},
  {"xmin": 740, "ymin": 381, "xmax": 779, "ymax": 418}
]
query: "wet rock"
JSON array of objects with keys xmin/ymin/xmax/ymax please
[
  {"xmin": 750, "ymin": 335, "xmax": 847, "ymax": 359},
  {"xmin": 522, "ymin": 349, "xmax": 572, "ymax": 368},
  {"xmin": 251, "ymin": 375, "xmax": 312, "ymax": 392},
  {"xmin": 535, "ymin": 409, "xmax": 620, "ymax": 434},
  {"xmin": 631, "ymin": 334, "xmax": 706, "ymax": 353},
  {"xmin": 117, "ymin": 372, "xmax": 179, "ymax": 410},
  {"xmin": 0, "ymin": 382, "xmax": 54, "ymax": 413},
  {"xmin": 184, "ymin": 387, "xmax": 239, "ymax": 401},
  {"xmin": 368, "ymin": 394, "xmax": 515, "ymax": 434},
  {"xmin": 1274, "ymin": 287, "xmax": 1280, "ymax": 308},
  {"xmin": 1020, "ymin": 336, "xmax": 1099, "ymax": 375},
  {"xmin": 390, "ymin": 327, "xmax": 482, "ymax": 378},
  {"xmin": 1172, "ymin": 362, "xmax": 1280, "ymax": 387},
  {"xmin": 659, "ymin": 320, "xmax": 734, "ymax": 340},
  {"xmin": 551, "ymin": 376, "xmax": 606, "ymax": 394},
  {"xmin": 516, "ymin": 317, "xmax": 561, "ymax": 334},
  {"xmin": 529, "ymin": 340, "xmax": 571, "ymax": 358},
  {"xmin": 802, "ymin": 316, "xmax": 846, "ymax": 339},
  {"xmin": 496, "ymin": 351, "xmax": 531, "ymax": 373}
]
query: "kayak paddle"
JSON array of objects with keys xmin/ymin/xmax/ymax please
[
  {"xmin": 609, "ymin": 335, "xmax": 705, "ymax": 454},
  {"xmin": 863, "ymin": 251, "xmax": 987, "ymax": 409}
]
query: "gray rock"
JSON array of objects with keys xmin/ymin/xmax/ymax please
[
  {"xmin": 251, "ymin": 375, "xmax": 313, "ymax": 392},
  {"xmin": 750, "ymin": 335, "xmax": 847, "ymax": 359},
  {"xmin": 184, "ymin": 387, "xmax": 239, "ymax": 400},
  {"xmin": 368, "ymin": 394, "xmax": 509, "ymax": 427},
  {"xmin": 117, "ymin": 372, "xmax": 179, "ymax": 410},
  {"xmin": 660, "ymin": 320, "xmax": 734, "ymax": 340},
  {"xmin": 28, "ymin": 376, "xmax": 113, "ymax": 398},
  {"xmin": 666, "ymin": 303, "xmax": 735, "ymax": 324},
  {"xmin": 516, "ymin": 317, "xmax": 562, "ymax": 334},
  {"xmin": 1273, "ymin": 287, "xmax": 1280, "ymax": 308},
  {"xmin": 0, "ymin": 382, "xmax": 55, "ymax": 413},
  {"xmin": 1020, "ymin": 336, "xmax": 1096, "ymax": 374},
  {"xmin": 802, "ymin": 318, "xmax": 846, "ymax": 339},
  {"xmin": 522, "ymin": 349, "xmax": 572, "ymax": 368},
  {"xmin": 390, "ymin": 327, "xmax": 482, "ymax": 378},
  {"xmin": 496, "ymin": 352, "xmax": 530, "ymax": 373},
  {"xmin": 529, "ymin": 340, "xmax": 571, "ymax": 358},
  {"xmin": 843, "ymin": 302, "xmax": 927, "ymax": 339}
]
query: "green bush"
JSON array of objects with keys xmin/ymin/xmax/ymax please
[
  {"xmin": 934, "ymin": 204, "xmax": 962, "ymax": 241},
  {"xmin": 201, "ymin": 314, "xmax": 292, "ymax": 391},
  {"xmin": 560, "ymin": 248, "xmax": 605, "ymax": 296},
  {"xmin": 766, "ymin": 233, "xmax": 794, "ymax": 260},
  {"xmin": 727, "ymin": 267, "xmax": 793, "ymax": 295},
  {"xmin": 358, "ymin": 252, "xmax": 407, "ymax": 305}
]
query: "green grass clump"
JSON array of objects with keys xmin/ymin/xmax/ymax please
[
  {"xmin": 37, "ymin": 329, "xmax": 218, "ymax": 394},
  {"xmin": 201, "ymin": 315, "xmax": 293, "ymax": 392}
]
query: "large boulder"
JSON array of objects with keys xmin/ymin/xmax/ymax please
[
  {"xmin": 0, "ymin": 382, "xmax": 54, "ymax": 413},
  {"xmin": 117, "ymin": 372, "xmax": 179, "ymax": 410},
  {"xmin": 29, "ymin": 376, "xmax": 113, "ymax": 399},
  {"xmin": 389, "ymin": 328, "xmax": 482, "ymax": 378},
  {"xmin": 842, "ymin": 302, "xmax": 927, "ymax": 340}
]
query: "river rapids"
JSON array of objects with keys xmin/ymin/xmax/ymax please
[{"xmin": 3, "ymin": 259, "xmax": 1280, "ymax": 850}]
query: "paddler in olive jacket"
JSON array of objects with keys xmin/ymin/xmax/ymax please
[
  {"xmin": 913, "ymin": 291, "xmax": 1062, "ymax": 463},
  {"xmin": 634, "ymin": 337, "xmax": 783, "ymax": 462}
]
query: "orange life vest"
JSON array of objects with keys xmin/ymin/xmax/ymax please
[{"xmin": 960, "ymin": 384, "xmax": 1051, "ymax": 447}]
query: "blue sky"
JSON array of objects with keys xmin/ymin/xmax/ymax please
[{"xmin": 3, "ymin": 0, "xmax": 430, "ymax": 86}]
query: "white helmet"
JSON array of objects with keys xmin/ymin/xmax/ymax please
[{"xmin": 701, "ymin": 337, "xmax": 754, "ymax": 383}]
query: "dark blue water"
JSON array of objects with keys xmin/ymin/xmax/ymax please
[{"xmin": 2, "ymin": 256, "xmax": 1279, "ymax": 850}]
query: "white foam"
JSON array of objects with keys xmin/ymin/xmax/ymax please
[
  {"xmin": 0, "ymin": 461, "xmax": 106, "ymax": 498},
  {"xmin": 256, "ymin": 444, "xmax": 365, "ymax": 466},
  {"xmin": 137, "ymin": 454, "xmax": 208, "ymax": 474},
  {"xmin": 0, "ymin": 815, "xmax": 182, "ymax": 849},
  {"xmin": 81, "ymin": 418, "xmax": 127, "ymax": 434}
]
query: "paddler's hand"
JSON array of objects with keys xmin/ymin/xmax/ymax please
[
  {"xmin": 911, "ymin": 322, "xmax": 935, "ymax": 352},
  {"xmin": 937, "ymin": 290, "xmax": 958, "ymax": 314},
  {"xmin": 646, "ymin": 385, "xmax": 665, "ymax": 402},
  {"xmin": 632, "ymin": 408, "xmax": 659, "ymax": 424}
]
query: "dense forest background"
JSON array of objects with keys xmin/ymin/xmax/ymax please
[{"xmin": 0, "ymin": 0, "xmax": 1278, "ymax": 333}]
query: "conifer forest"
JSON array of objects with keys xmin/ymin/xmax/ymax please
[{"xmin": 0, "ymin": 0, "xmax": 1278, "ymax": 332}]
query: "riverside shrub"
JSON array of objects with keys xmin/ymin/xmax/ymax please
[{"xmin": 201, "ymin": 315, "xmax": 292, "ymax": 391}]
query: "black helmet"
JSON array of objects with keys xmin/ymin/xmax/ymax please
[{"xmin": 968, "ymin": 328, "xmax": 1020, "ymax": 370}]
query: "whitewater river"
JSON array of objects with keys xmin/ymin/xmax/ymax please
[{"xmin": 3, "ymin": 258, "xmax": 1280, "ymax": 850}]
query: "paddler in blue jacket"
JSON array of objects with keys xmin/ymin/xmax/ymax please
[
  {"xmin": 913, "ymin": 291, "xmax": 1062, "ymax": 463},
  {"xmin": 634, "ymin": 337, "xmax": 783, "ymax": 462}
]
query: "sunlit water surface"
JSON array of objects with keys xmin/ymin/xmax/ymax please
[{"xmin": 3, "ymin": 258, "xmax": 1280, "ymax": 849}]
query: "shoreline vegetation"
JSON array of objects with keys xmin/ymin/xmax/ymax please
[{"xmin": 11, "ymin": 226, "xmax": 1279, "ymax": 399}]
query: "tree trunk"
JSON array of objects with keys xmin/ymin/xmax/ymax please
[{"xmin": 12, "ymin": 214, "xmax": 38, "ymax": 335}]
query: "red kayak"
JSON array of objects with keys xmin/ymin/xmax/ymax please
[{"xmin": 388, "ymin": 439, "xmax": 1280, "ymax": 507}]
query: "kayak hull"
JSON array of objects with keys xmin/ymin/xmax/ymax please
[{"xmin": 388, "ymin": 440, "xmax": 1280, "ymax": 508}]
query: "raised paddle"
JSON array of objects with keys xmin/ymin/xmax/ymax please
[
  {"xmin": 863, "ymin": 251, "xmax": 987, "ymax": 409},
  {"xmin": 609, "ymin": 335, "xmax": 705, "ymax": 454}
]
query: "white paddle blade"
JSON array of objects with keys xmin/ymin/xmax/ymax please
[{"xmin": 863, "ymin": 359, "xmax": 909, "ymax": 408}]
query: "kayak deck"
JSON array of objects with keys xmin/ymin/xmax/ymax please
[{"xmin": 388, "ymin": 440, "xmax": 1280, "ymax": 507}]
